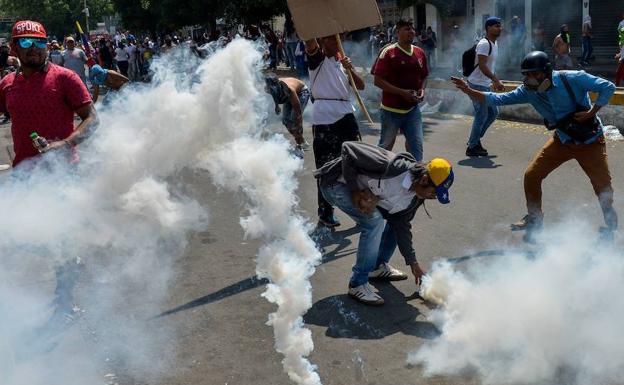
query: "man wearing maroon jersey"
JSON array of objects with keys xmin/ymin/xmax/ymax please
[{"xmin": 371, "ymin": 19, "xmax": 429, "ymax": 161}]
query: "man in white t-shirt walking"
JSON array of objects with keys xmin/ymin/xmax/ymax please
[
  {"xmin": 466, "ymin": 17, "xmax": 504, "ymax": 157},
  {"xmin": 305, "ymin": 36, "xmax": 365, "ymax": 228}
]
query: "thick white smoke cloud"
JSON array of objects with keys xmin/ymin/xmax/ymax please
[
  {"xmin": 202, "ymin": 136, "xmax": 323, "ymax": 385},
  {"xmin": 0, "ymin": 38, "xmax": 322, "ymax": 385},
  {"xmin": 412, "ymin": 222, "xmax": 624, "ymax": 384}
]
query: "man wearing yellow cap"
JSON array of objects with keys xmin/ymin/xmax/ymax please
[{"xmin": 315, "ymin": 141, "xmax": 453, "ymax": 305}]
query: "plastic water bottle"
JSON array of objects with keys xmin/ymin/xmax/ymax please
[{"xmin": 30, "ymin": 132, "xmax": 49, "ymax": 153}]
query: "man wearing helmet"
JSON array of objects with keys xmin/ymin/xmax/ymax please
[{"xmin": 452, "ymin": 51, "xmax": 617, "ymax": 242}]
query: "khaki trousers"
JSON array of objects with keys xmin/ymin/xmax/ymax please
[{"xmin": 524, "ymin": 134, "xmax": 617, "ymax": 229}]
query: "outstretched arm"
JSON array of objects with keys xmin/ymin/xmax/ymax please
[{"xmin": 451, "ymin": 76, "xmax": 486, "ymax": 103}]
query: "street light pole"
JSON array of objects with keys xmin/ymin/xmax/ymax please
[{"xmin": 84, "ymin": 0, "xmax": 89, "ymax": 33}]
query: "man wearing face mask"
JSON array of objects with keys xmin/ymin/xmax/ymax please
[{"xmin": 452, "ymin": 51, "xmax": 617, "ymax": 242}]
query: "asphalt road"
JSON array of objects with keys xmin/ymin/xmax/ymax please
[
  {"xmin": 2, "ymin": 112, "xmax": 623, "ymax": 385},
  {"xmin": 140, "ymin": 113, "xmax": 624, "ymax": 385}
]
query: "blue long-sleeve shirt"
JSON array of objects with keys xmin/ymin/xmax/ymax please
[{"xmin": 484, "ymin": 70, "xmax": 616, "ymax": 144}]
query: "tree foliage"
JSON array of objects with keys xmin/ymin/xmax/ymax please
[
  {"xmin": 110, "ymin": 0, "xmax": 226, "ymax": 33},
  {"xmin": 110, "ymin": 0, "xmax": 287, "ymax": 33},
  {"xmin": 396, "ymin": 0, "xmax": 458, "ymax": 18},
  {"xmin": 0, "ymin": 0, "xmax": 115, "ymax": 39},
  {"xmin": 1, "ymin": 0, "xmax": 291, "ymax": 36},
  {"xmin": 223, "ymin": 0, "xmax": 288, "ymax": 25}
]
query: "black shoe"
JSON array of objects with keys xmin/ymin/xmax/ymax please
[
  {"xmin": 466, "ymin": 146, "xmax": 487, "ymax": 157},
  {"xmin": 319, "ymin": 214, "xmax": 341, "ymax": 228},
  {"xmin": 476, "ymin": 142, "xmax": 489, "ymax": 156}
]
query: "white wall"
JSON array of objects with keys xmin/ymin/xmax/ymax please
[
  {"xmin": 403, "ymin": 6, "xmax": 416, "ymax": 21},
  {"xmin": 474, "ymin": 0, "xmax": 495, "ymax": 34},
  {"xmin": 426, "ymin": 3, "xmax": 442, "ymax": 56}
]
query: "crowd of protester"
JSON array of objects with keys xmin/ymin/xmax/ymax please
[{"xmin": 0, "ymin": 12, "xmax": 622, "ymax": 307}]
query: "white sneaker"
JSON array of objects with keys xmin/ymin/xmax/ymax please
[
  {"xmin": 348, "ymin": 283, "xmax": 384, "ymax": 306},
  {"xmin": 368, "ymin": 263, "xmax": 408, "ymax": 281}
]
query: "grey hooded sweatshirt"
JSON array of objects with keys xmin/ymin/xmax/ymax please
[{"xmin": 314, "ymin": 141, "xmax": 427, "ymax": 265}]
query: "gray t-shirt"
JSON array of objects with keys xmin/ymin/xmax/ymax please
[
  {"xmin": 48, "ymin": 50, "xmax": 64, "ymax": 66},
  {"xmin": 61, "ymin": 48, "xmax": 87, "ymax": 80}
]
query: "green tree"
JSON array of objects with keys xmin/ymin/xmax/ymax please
[
  {"xmin": 396, "ymin": 0, "xmax": 454, "ymax": 18},
  {"xmin": 110, "ymin": 0, "xmax": 160, "ymax": 32},
  {"xmin": 223, "ymin": 0, "xmax": 288, "ymax": 25},
  {"xmin": 0, "ymin": 0, "xmax": 115, "ymax": 39},
  {"xmin": 110, "ymin": 0, "xmax": 226, "ymax": 34}
]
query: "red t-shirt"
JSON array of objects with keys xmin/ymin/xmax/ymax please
[
  {"xmin": 0, "ymin": 63, "xmax": 92, "ymax": 166},
  {"xmin": 371, "ymin": 43, "xmax": 429, "ymax": 113}
]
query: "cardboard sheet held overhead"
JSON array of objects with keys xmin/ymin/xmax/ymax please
[{"xmin": 287, "ymin": 0, "xmax": 382, "ymax": 40}]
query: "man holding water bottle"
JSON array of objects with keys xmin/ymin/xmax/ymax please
[{"xmin": 0, "ymin": 20, "xmax": 97, "ymax": 169}]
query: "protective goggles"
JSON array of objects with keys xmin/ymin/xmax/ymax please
[{"xmin": 17, "ymin": 38, "xmax": 47, "ymax": 49}]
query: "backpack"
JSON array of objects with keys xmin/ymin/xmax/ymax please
[{"xmin": 462, "ymin": 38, "xmax": 492, "ymax": 77}]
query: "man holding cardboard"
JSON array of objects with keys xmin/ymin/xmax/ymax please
[{"xmin": 305, "ymin": 36, "xmax": 365, "ymax": 228}]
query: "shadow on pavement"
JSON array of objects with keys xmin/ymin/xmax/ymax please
[
  {"xmin": 156, "ymin": 275, "xmax": 269, "ymax": 318},
  {"xmin": 457, "ymin": 155, "xmax": 502, "ymax": 169},
  {"xmin": 157, "ymin": 241, "xmax": 535, "ymax": 319},
  {"xmin": 304, "ymin": 283, "xmax": 439, "ymax": 340},
  {"xmin": 157, "ymin": 226, "xmax": 362, "ymax": 318},
  {"xmin": 445, "ymin": 248, "xmax": 535, "ymax": 264}
]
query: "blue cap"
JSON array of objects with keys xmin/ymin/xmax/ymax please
[
  {"xmin": 485, "ymin": 17, "xmax": 502, "ymax": 28},
  {"xmin": 89, "ymin": 65, "xmax": 108, "ymax": 86}
]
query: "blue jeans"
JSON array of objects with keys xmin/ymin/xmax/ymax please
[
  {"xmin": 268, "ymin": 45, "xmax": 277, "ymax": 69},
  {"xmin": 377, "ymin": 222, "xmax": 399, "ymax": 265},
  {"xmin": 285, "ymin": 42, "xmax": 298, "ymax": 69},
  {"xmin": 467, "ymin": 82, "xmax": 498, "ymax": 148},
  {"xmin": 379, "ymin": 106, "xmax": 424, "ymax": 162},
  {"xmin": 321, "ymin": 183, "xmax": 386, "ymax": 287},
  {"xmin": 581, "ymin": 36, "xmax": 593, "ymax": 63},
  {"xmin": 281, "ymin": 88, "xmax": 310, "ymax": 135}
]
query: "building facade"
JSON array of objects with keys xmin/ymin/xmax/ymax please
[{"xmin": 470, "ymin": 0, "xmax": 620, "ymax": 57}]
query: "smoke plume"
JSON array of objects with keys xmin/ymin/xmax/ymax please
[
  {"xmin": 0, "ymin": 38, "xmax": 322, "ymax": 385},
  {"xmin": 412, "ymin": 222, "xmax": 624, "ymax": 385}
]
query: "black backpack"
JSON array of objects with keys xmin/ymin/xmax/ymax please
[{"xmin": 462, "ymin": 38, "xmax": 492, "ymax": 77}]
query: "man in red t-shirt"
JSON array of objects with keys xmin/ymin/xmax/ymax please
[
  {"xmin": 371, "ymin": 19, "xmax": 429, "ymax": 162},
  {"xmin": 0, "ymin": 20, "xmax": 97, "ymax": 169}
]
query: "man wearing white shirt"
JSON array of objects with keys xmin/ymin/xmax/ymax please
[
  {"xmin": 125, "ymin": 39, "xmax": 139, "ymax": 81},
  {"xmin": 465, "ymin": 17, "xmax": 504, "ymax": 157},
  {"xmin": 305, "ymin": 36, "xmax": 365, "ymax": 228},
  {"xmin": 315, "ymin": 141, "xmax": 454, "ymax": 305}
]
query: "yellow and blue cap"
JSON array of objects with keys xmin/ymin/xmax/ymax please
[{"xmin": 427, "ymin": 158, "xmax": 454, "ymax": 204}]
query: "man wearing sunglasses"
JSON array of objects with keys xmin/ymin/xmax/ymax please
[{"xmin": 0, "ymin": 20, "xmax": 97, "ymax": 168}]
